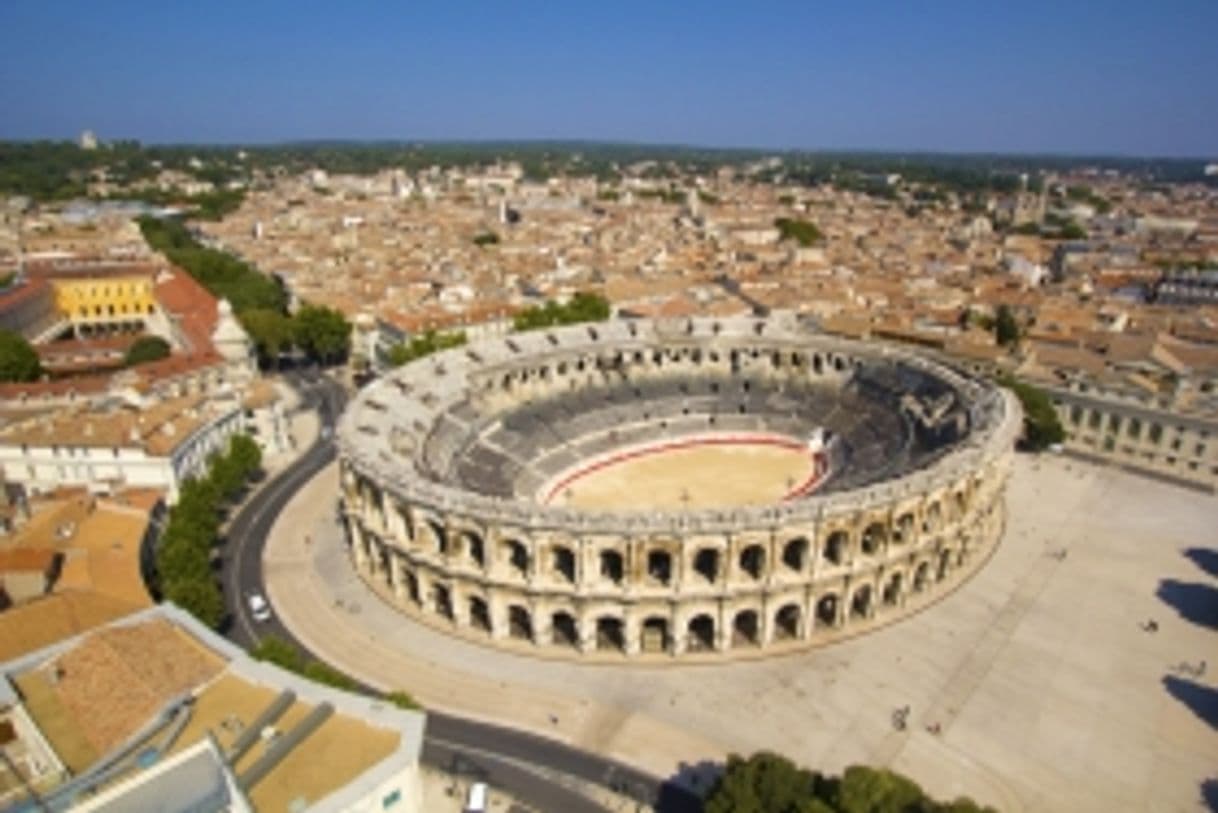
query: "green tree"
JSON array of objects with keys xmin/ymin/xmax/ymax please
[
  {"xmin": 835, "ymin": 766, "xmax": 927, "ymax": 813},
  {"xmin": 386, "ymin": 330, "xmax": 467, "ymax": 367},
  {"xmin": 240, "ymin": 308, "xmax": 294, "ymax": 365},
  {"xmin": 228, "ymin": 433, "xmax": 263, "ymax": 479},
  {"xmin": 993, "ymin": 305, "xmax": 1020, "ymax": 348},
  {"xmin": 512, "ymin": 292, "xmax": 611, "ymax": 332},
  {"xmin": 705, "ymin": 752, "xmax": 829, "ymax": 813},
  {"xmin": 292, "ymin": 304, "xmax": 351, "ymax": 364},
  {"xmin": 999, "ymin": 375, "xmax": 1066, "ymax": 451},
  {"xmin": 163, "ymin": 576, "xmax": 225, "ymax": 629},
  {"xmin": 774, "ymin": 217, "xmax": 825, "ymax": 247},
  {"xmin": 124, "ymin": 335, "xmax": 172, "ymax": 366},
  {"xmin": 0, "ymin": 330, "xmax": 42, "ymax": 382}
]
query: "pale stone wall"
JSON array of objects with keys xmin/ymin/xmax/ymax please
[{"xmin": 337, "ymin": 317, "xmax": 1020, "ymax": 660}]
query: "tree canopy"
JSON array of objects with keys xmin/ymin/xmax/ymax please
[
  {"xmin": 993, "ymin": 304, "xmax": 1020, "ymax": 348},
  {"xmin": 774, "ymin": 217, "xmax": 825, "ymax": 247},
  {"xmin": 139, "ymin": 216, "xmax": 287, "ymax": 314},
  {"xmin": 124, "ymin": 335, "xmax": 171, "ymax": 366},
  {"xmin": 386, "ymin": 329, "xmax": 467, "ymax": 367},
  {"xmin": 0, "ymin": 330, "xmax": 43, "ymax": 382},
  {"xmin": 239, "ymin": 308, "xmax": 294, "ymax": 363},
  {"xmin": 292, "ymin": 303, "xmax": 352, "ymax": 363},
  {"xmin": 999, "ymin": 375, "xmax": 1065, "ymax": 451},
  {"xmin": 704, "ymin": 753, "xmax": 997, "ymax": 813},
  {"xmin": 513, "ymin": 291, "xmax": 611, "ymax": 332}
]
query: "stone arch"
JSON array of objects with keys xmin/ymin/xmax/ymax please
[
  {"xmin": 427, "ymin": 519, "xmax": 449, "ymax": 556},
  {"xmin": 816, "ymin": 593, "xmax": 839, "ymax": 627},
  {"xmin": 552, "ymin": 611, "xmax": 578, "ymax": 648},
  {"xmin": 460, "ymin": 529, "xmax": 485, "ymax": 567},
  {"xmin": 469, "ymin": 596, "xmax": 491, "ymax": 633},
  {"xmin": 433, "ymin": 584, "xmax": 454, "ymax": 620},
  {"xmin": 937, "ymin": 548, "xmax": 953, "ymax": 580},
  {"xmin": 824, "ymin": 530, "xmax": 848, "ymax": 565},
  {"xmin": 923, "ymin": 502, "xmax": 942, "ymax": 534},
  {"xmin": 739, "ymin": 544, "xmax": 766, "ymax": 580},
  {"xmin": 782, "ymin": 537, "xmax": 809, "ymax": 572},
  {"xmin": 596, "ymin": 616, "xmax": 626, "ymax": 652},
  {"xmin": 599, "ymin": 549, "xmax": 625, "ymax": 584},
  {"xmin": 687, "ymin": 614, "xmax": 716, "ymax": 651},
  {"xmin": 913, "ymin": 561, "xmax": 931, "ymax": 593},
  {"xmin": 641, "ymin": 616, "xmax": 670, "ymax": 653},
  {"xmin": 693, "ymin": 548, "xmax": 719, "ymax": 583},
  {"xmin": 508, "ymin": 605, "xmax": 533, "ymax": 641},
  {"xmin": 894, "ymin": 512, "xmax": 916, "ymax": 545},
  {"xmin": 882, "ymin": 571, "xmax": 903, "ymax": 606},
  {"xmin": 552, "ymin": 545, "xmax": 576, "ymax": 583},
  {"xmin": 501, "ymin": 538, "xmax": 529, "ymax": 578},
  {"xmin": 850, "ymin": 584, "xmax": 873, "ymax": 619},
  {"xmin": 860, "ymin": 522, "xmax": 886, "ymax": 556},
  {"xmin": 774, "ymin": 603, "xmax": 801, "ymax": 640},
  {"xmin": 812, "ymin": 354, "xmax": 824, "ymax": 374},
  {"xmin": 405, "ymin": 570, "xmax": 420, "ymax": 604},
  {"xmin": 647, "ymin": 550, "xmax": 673, "ymax": 585},
  {"xmin": 732, "ymin": 609, "xmax": 760, "ymax": 647}
]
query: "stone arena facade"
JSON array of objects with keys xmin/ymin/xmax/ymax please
[{"xmin": 337, "ymin": 317, "xmax": 1021, "ymax": 659}]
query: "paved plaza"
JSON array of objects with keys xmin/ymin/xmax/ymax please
[{"xmin": 264, "ymin": 454, "xmax": 1218, "ymax": 812}]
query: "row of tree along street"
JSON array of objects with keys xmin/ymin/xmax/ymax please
[
  {"xmin": 704, "ymin": 751, "xmax": 996, "ymax": 813},
  {"xmin": 153, "ymin": 433, "xmax": 262, "ymax": 629}
]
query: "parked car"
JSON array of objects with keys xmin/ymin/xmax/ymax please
[{"xmin": 248, "ymin": 593, "xmax": 272, "ymax": 622}]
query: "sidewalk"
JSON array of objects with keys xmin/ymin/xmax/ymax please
[{"xmin": 263, "ymin": 462, "xmax": 729, "ymax": 783}]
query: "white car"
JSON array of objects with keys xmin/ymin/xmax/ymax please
[{"xmin": 248, "ymin": 593, "xmax": 272, "ymax": 622}]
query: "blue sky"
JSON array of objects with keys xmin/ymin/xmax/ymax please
[{"xmin": 1, "ymin": 1, "xmax": 1215, "ymax": 156}]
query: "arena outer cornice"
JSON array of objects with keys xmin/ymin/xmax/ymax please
[{"xmin": 337, "ymin": 316, "xmax": 1021, "ymax": 536}]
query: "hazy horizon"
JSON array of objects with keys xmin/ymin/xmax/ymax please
[{"xmin": 2, "ymin": 1, "xmax": 1216, "ymax": 158}]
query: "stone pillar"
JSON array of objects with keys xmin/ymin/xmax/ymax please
[
  {"xmin": 489, "ymin": 593, "xmax": 508, "ymax": 641},
  {"xmin": 624, "ymin": 612, "xmax": 641, "ymax": 656}
]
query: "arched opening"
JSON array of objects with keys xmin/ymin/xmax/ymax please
[
  {"xmin": 739, "ymin": 544, "xmax": 765, "ymax": 580},
  {"xmin": 953, "ymin": 491, "xmax": 968, "ymax": 518},
  {"xmin": 641, "ymin": 617, "xmax": 670, "ymax": 653},
  {"xmin": 552, "ymin": 612, "xmax": 578, "ymax": 648},
  {"xmin": 509, "ymin": 605, "xmax": 533, "ymax": 641},
  {"xmin": 600, "ymin": 549, "xmax": 624, "ymax": 584},
  {"xmin": 596, "ymin": 617, "xmax": 625, "ymax": 652},
  {"xmin": 913, "ymin": 561, "xmax": 930, "ymax": 593},
  {"xmin": 405, "ymin": 571, "xmax": 420, "ymax": 604},
  {"xmin": 461, "ymin": 530, "xmax": 485, "ymax": 567},
  {"xmin": 502, "ymin": 539, "xmax": 529, "ymax": 578},
  {"xmin": 647, "ymin": 550, "xmax": 673, "ymax": 585},
  {"xmin": 469, "ymin": 597, "xmax": 491, "ymax": 633},
  {"xmin": 428, "ymin": 520, "xmax": 449, "ymax": 556},
  {"xmin": 774, "ymin": 604, "xmax": 801, "ymax": 640},
  {"xmin": 824, "ymin": 531, "xmax": 848, "ymax": 566},
  {"xmin": 937, "ymin": 549, "xmax": 952, "ymax": 580},
  {"xmin": 894, "ymin": 513, "xmax": 915, "ymax": 545},
  {"xmin": 882, "ymin": 572, "xmax": 903, "ymax": 606},
  {"xmin": 813, "ymin": 354, "xmax": 823, "ymax": 374},
  {"xmin": 434, "ymin": 584, "xmax": 453, "ymax": 620},
  {"xmin": 850, "ymin": 585, "xmax": 873, "ymax": 620},
  {"xmin": 923, "ymin": 503, "xmax": 942, "ymax": 534},
  {"xmin": 732, "ymin": 610, "xmax": 760, "ymax": 647},
  {"xmin": 815, "ymin": 594, "xmax": 838, "ymax": 627},
  {"xmin": 861, "ymin": 522, "xmax": 886, "ymax": 556},
  {"xmin": 693, "ymin": 548, "xmax": 719, "ymax": 583},
  {"xmin": 782, "ymin": 537, "xmax": 808, "ymax": 571},
  {"xmin": 553, "ymin": 546, "xmax": 576, "ymax": 583},
  {"xmin": 687, "ymin": 614, "xmax": 715, "ymax": 652}
]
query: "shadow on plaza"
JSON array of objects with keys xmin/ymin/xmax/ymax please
[
  {"xmin": 1202, "ymin": 777, "xmax": 1218, "ymax": 813},
  {"xmin": 1184, "ymin": 547, "xmax": 1218, "ymax": 580},
  {"xmin": 1163, "ymin": 675, "xmax": 1218, "ymax": 730},
  {"xmin": 1155, "ymin": 579, "xmax": 1218, "ymax": 631},
  {"xmin": 655, "ymin": 760, "xmax": 721, "ymax": 812}
]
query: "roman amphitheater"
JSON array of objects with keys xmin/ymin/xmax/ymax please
[{"xmin": 337, "ymin": 316, "xmax": 1022, "ymax": 659}]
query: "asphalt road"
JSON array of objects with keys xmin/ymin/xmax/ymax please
[{"xmin": 218, "ymin": 373, "xmax": 702, "ymax": 813}]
